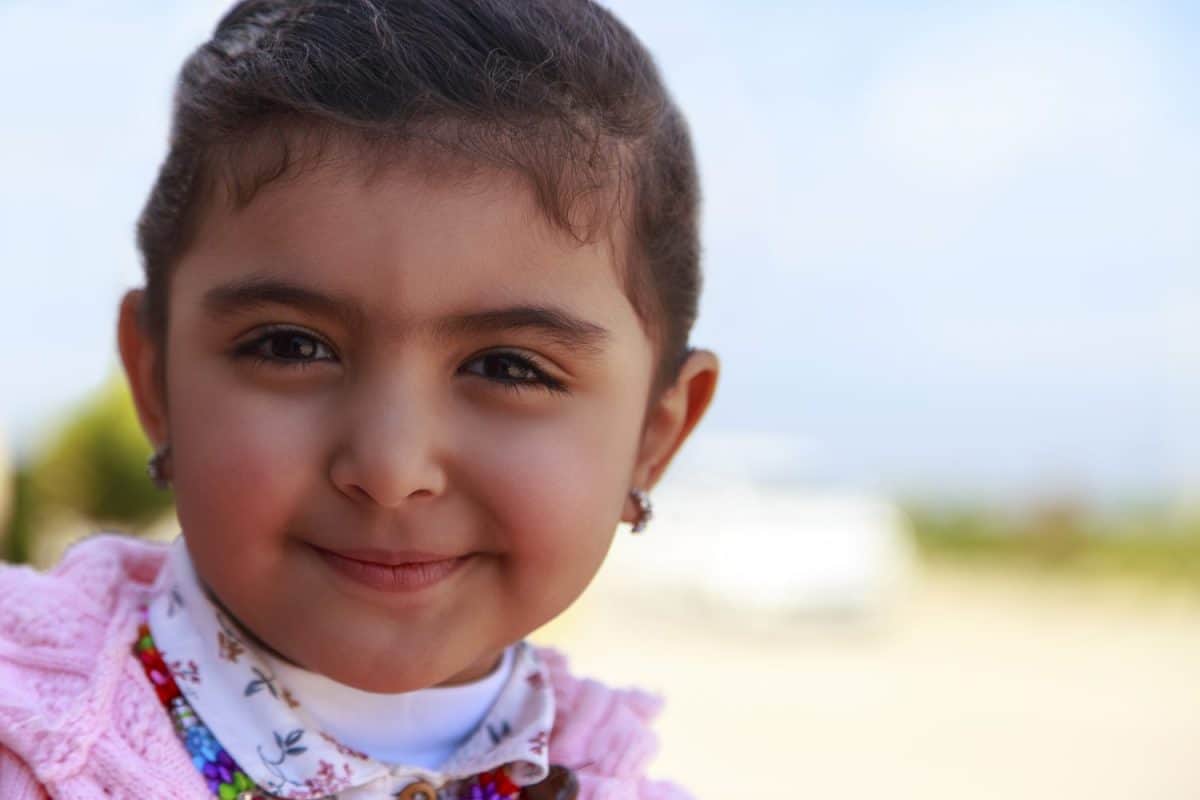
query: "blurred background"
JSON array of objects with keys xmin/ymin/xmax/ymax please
[{"xmin": 1, "ymin": 1, "xmax": 1198, "ymax": 797}]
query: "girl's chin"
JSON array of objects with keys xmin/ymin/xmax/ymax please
[
  {"xmin": 277, "ymin": 616, "xmax": 510, "ymax": 692},
  {"xmin": 306, "ymin": 656, "xmax": 501, "ymax": 694}
]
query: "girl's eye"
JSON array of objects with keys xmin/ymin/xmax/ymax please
[
  {"xmin": 235, "ymin": 328, "xmax": 335, "ymax": 367},
  {"xmin": 461, "ymin": 351, "xmax": 567, "ymax": 394}
]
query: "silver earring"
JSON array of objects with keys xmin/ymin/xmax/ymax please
[
  {"xmin": 629, "ymin": 488, "xmax": 653, "ymax": 533},
  {"xmin": 147, "ymin": 443, "xmax": 172, "ymax": 489}
]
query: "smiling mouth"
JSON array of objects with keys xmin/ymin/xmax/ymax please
[{"xmin": 310, "ymin": 545, "xmax": 471, "ymax": 593}]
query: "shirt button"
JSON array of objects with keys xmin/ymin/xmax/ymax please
[{"xmin": 396, "ymin": 780, "xmax": 438, "ymax": 800}]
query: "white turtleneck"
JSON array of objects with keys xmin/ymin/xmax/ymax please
[{"xmin": 267, "ymin": 643, "xmax": 513, "ymax": 769}]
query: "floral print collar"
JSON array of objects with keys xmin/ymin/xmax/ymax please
[{"xmin": 147, "ymin": 537, "xmax": 555, "ymax": 799}]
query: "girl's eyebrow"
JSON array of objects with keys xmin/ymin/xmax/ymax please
[
  {"xmin": 433, "ymin": 307, "xmax": 610, "ymax": 356},
  {"xmin": 202, "ymin": 276, "xmax": 611, "ymax": 354}
]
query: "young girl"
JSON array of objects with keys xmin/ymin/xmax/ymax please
[{"xmin": 0, "ymin": 1, "xmax": 717, "ymax": 797}]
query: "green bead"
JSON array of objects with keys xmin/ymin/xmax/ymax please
[{"xmin": 219, "ymin": 784, "xmax": 237, "ymax": 800}]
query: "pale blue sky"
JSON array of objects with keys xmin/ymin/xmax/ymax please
[{"xmin": 1, "ymin": 1, "xmax": 1196, "ymax": 502}]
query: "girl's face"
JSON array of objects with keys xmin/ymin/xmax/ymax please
[{"xmin": 145, "ymin": 153, "xmax": 672, "ymax": 692}]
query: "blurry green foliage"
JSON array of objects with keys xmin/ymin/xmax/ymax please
[
  {"xmin": 906, "ymin": 502, "xmax": 1200, "ymax": 587},
  {"xmin": 29, "ymin": 377, "xmax": 172, "ymax": 529},
  {"xmin": 3, "ymin": 466, "xmax": 36, "ymax": 564}
]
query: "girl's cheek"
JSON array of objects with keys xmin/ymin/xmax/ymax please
[
  {"xmin": 171, "ymin": 365, "xmax": 328, "ymax": 537},
  {"xmin": 456, "ymin": 397, "xmax": 638, "ymax": 557},
  {"xmin": 462, "ymin": 427, "xmax": 617, "ymax": 618}
]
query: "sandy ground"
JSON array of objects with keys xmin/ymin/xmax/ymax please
[{"xmin": 535, "ymin": 560, "xmax": 1200, "ymax": 799}]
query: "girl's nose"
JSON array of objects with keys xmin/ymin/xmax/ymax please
[{"xmin": 327, "ymin": 381, "xmax": 448, "ymax": 508}]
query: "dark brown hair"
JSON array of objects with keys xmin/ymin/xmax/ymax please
[{"xmin": 137, "ymin": 0, "xmax": 701, "ymax": 393}]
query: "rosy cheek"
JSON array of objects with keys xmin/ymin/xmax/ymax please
[
  {"xmin": 456, "ymin": 402, "xmax": 634, "ymax": 561},
  {"xmin": 171, "ymin": 369, "xmax": 324, "ymax": 540}
]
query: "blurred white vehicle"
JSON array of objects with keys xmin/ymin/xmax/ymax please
[{"xmin": 601, "ymin": 433, "xmax": 914, "ymax": 619}]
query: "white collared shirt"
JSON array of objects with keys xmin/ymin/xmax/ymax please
[{"xmin": 148, "ymin": 536, "xmax": 555, "ymax": 798}]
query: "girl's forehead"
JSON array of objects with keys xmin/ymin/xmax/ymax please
[{"xmin": 175, "ymin": 155, "xmax": 645, "ymax": 345}]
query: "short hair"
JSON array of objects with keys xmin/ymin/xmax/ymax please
[{"xmin": 137, "ymin": 0, "xmax": 701, "ymax": 394}]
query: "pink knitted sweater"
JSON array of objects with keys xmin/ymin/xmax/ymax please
[{"xmin": 0, "ymin": 535, "xmax": 689, "ymax": 800}]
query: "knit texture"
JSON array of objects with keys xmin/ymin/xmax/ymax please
[{"xmin": 0, "ymin": 535, "xmax": 690, "ymax": 800}]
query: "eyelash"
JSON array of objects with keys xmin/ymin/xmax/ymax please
[
  {"xmin": 233, "ymin": 326, "xmax": 568, "ymax": 395},
  {"xmin": 460, "ymin": 350, "xmax": 568, "ymax": 395},
  {"xmin": 234, "ymin": 326, "xmax": 335, "ymax": 371}
]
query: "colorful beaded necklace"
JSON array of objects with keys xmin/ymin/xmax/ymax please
[
  {"xmin": 133, "ymin": 608, "xmax": 575, "ymax": 800},
  {"xmin": 135, "ymin": 608, "xmax": 262, "ymax": 799}
]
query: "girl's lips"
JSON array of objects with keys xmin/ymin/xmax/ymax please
[
  {"xmin": 312, "ymin": 545, "xmax": 470, "ymax": 593},
  {"xmin": 323, "ymin": 546, "xmax": 460, "ymax": 566}
]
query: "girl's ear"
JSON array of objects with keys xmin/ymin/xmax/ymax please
[
  {"xmin": 626, "ymin": 348, "xmax": 719, "ymax": 508},
  {"xmin": 116, "ymin": 289, "xmax": 169, "ymax": 447}
]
